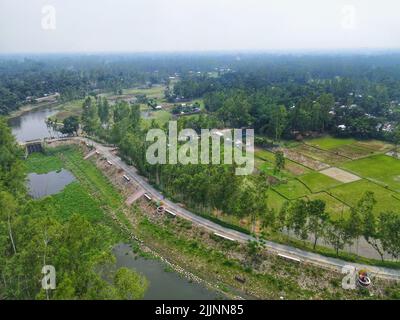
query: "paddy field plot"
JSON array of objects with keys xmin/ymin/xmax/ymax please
[
  {"xmin": 320, "ymin": 167, "xmax": 361, "ymax": 184},
  {"xmin": 340, "ymin": 154, "xmax": 400, "ymax": 192},
  {"xmin": 305, "ymin": 136, "xmax": 395, "ymax": 159},
  {"xmin": 292, "ymin": 144, "xmax": 348, "ymax": 165},
  {"xmin": 305, "ymin": 136, "xmax": 356, "ymax": 150},
  {"xmin": 255, "ymin": 149, "xmax": 311, "ymax": 177},
  {"xmin": 266, "ymin": 189, "xmax": 287, "ymax": 211},
  {"xmin": 328, "ymin": 179, "xmax": 400, "ymax": 215},
  {"xmin": 272, "ymin": 179, "xmax": 311, "ymax": 200},
  {"xmin": 354, "ymin": 140, "xmax": 395, "ymax": 153},
  {"xmin": 280, "ymin": 148, "xmax": 330, "ymax": 171},
  {"xmin": 303, "ymin": 192, "xmax": 350, "ymax": 220},
  {"xmin": 298, "ymin": 172, "xmax": 342, "ymax": 193},
  {"xmin": 327, "ymin": 144, "xmax": 375, "ymax": 159}
]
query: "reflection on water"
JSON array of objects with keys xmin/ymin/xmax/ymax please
[
  {"xmin": 113, "ymin": 243, "xmax": 221, "ymax": 300},
  {"xmin": 27, "ymin": 169, "xmax": 76, "ymax": 199},
  {"xmin": 9, "ymin": 107, "xmax": 59, "ymax": 142}
]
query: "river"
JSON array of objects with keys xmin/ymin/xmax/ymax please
[
  {"xmin": 113, "ymin": 244, "xmax": 221, "ymax": 300},
  {"xmin": 9, "ymin": 106, "xmax": 59, "ymax": 142}
]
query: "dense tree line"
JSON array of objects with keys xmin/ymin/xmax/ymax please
[{"xmin": 174, "ymin": 55, "xmax": 400, "ymax": 141}]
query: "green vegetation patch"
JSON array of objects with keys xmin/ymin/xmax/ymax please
[
  {"xmin": 60, "ymin": 146, "xmax": 123, "ymax": 209},
  {"xmin": 306, "ymin": 136, "xmax": 356, "ymax": 150},
  {"xmin": 51, "ymin": 99, "xmax": 84, "ymax": 121},
  {"xmin": 340, "ymin": 154, "xmax": 400, "ymax": 192},
  {"xmin": 354, "ymin": 140, "xmax": 395, "ymax": 152},
  {"xmin": 258, "ymin": 160, "xmax": 293, "ymax": 180},
  {"xmin": 255, "ymin": 149, "xmax": 310, "ymax": 176},
  {"xmin": 304, "ymin": 192, "xmax": 349, "ymax": 220},
  {"xmin": 33, "ymin": 182, "xmax": 106, "ymax": 222},
  {"xmin": 272, "ymin": 179, "xmax": 311, "ymax": 200},
  {"xmin": 298, "ymin": 172, "xmax": 342, "ymax": 193},
  {"xmin": 330, "ymin": 144, "xmax": 376, "ymax": 159},
  {"xmin": 266, "ymin": 189, "xmax": 287, "ymax": 211},
  {"xmin": 25, "ymin": 152, "xmax": 63, "ymax": 174},
  {"xmin": 292, "ymin": 144, "xmax": 348, "ymax": 165},
  {"xmin": 328, "ymin": 179, "xmax": 400, "ymax": 215},
  {"xmin": 122, "ymin": 86, "xmax": 166, "ymax": 99}
]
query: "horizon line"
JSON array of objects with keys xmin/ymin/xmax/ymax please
[{"xmin": 2, "ymin": 47, "xmax": 400, "ymax": 57}]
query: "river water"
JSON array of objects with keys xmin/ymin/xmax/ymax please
[
  {"xmin": 113, "ymin": 244, "xmax": 221, "ymax": 300},
  {"xmin": 9, "ymin": 106, "xmax": 59, "ymax": 142}
]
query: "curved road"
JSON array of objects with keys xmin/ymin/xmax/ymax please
[{"xmin": 50, "ymin": 137, "xmax": 400, "ymax": 281}]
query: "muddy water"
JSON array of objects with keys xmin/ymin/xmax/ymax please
[
  {"xmin": 27, "ymin": 169, "xmax": 76, "ymax": 199},
  {"xmin": 113, "ymin": 243, "xmax": 222, "ymax": 300}
]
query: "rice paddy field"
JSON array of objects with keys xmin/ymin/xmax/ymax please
[{"xmin": 258, "ymin": 136, "xmax": 399, "ymax": 218}]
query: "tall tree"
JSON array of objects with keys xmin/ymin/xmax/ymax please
[
  {"xmin": 274, "ymin": 151, "xmax": 285, "ymax": 175},
  {"xmin": 270, "ymin": 104, "xmax": 287, "ymax": 141},
  {"xmin": 325, "ymin": 218, "xmax": 351, "ymax": 256},
  {"xmin": 287, "ymin": 200, "xmax": 308, "ymax": 240},
  {"xmin": 81, "ymin": 97, "xmax": 100, "ymax": 135},
  {"xmin": 307, "ymin": 199, "xmax": 329, "ymax": 250},
  {"xmin": 60, "ymin": 116, "xmax": 79, "ymax": 136},
  {"xmin": 98, "ymin": 97, "xmax": 110, "ymax": 125},
  {"xmin": 358, "ymin": 191, "xmax": 385, "ymax": 261},
  {"xmin": 378, "ymin": 211, "xmax": 400, "ymax": 260}
]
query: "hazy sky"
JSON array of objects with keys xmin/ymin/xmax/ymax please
[{"xmin": 0, "ymin": 0, "xmax": 399, "ymax": 53}]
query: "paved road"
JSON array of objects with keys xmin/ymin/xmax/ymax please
[{"xmin": 56, "ymin": 137, "xmax": 400, "ymax": 280}]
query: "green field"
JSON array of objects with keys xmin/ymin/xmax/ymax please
[
  {"xmin": 306, "ymin": 136, "xmax": 356, "ymax": 150},
  {"xmin": 341, "ymin": 154, "xmax": 400, "ymax": 192},
  {"xmin": 122, "ymin": 86, "xmax": 166, "ymax": 99},
  {"xmin": 304, "ymin": 192, "xmax": 349, "ymax": 220},
  {"xmin": 305, "ymin": 136, "xmax": 394, "ymax": 160},
  {"xmin": 255, "ymin": 149, "xmax": 310, "ymax": 177},
  {"xmin": 272, "ymin": 179, "xmax": 311, "ymax": 200},
  {"xmin": 266, "ymin": 189, "xmax": 287, "ymax": 211},
  {"xmin": 298, "ymin": 172, "xmax": 342, "ymax": 193},
  {"xmin": 260, "ymin": 137, "xmax": 400, "ymax": 218},
  {"xmin": 25, "ymin": 152, "xmax": 63, "ymax": 174},
  {"xmin": 52, "ymin": 99, "xmax": 84, "ymax": 121},
  {"xmin": 328, "ymin": 179, "xmax": 400, "ymax": 214},
  {"xmin": 293, "ymin": 143, "xmax": 348, "ymax": 165}
]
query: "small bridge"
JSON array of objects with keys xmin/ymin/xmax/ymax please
[{"xmin": 20, "ymin": 139, "xmax": 44, "ymax": 156}]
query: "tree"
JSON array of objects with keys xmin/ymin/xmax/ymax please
[
  {"xmin": 346, "ymin": 207, "xmax": 363, "ymax": 254},
  {"xmin": 287, "ymin": 200, "xmax": 308, "ymax": 240},
  {"xmin": 394, "ymin": 125, "xmax": 400, "ymax": 157},
  {"xmin": 378, "ymin": 211, "xmax": 400, "ymax": 259},
  {"xmin": 98, "ymin": 97, "xmax": 110, "ymax": 125},
  {"xmin": 270, "ymin": 104, "xmax": 287, "ymax": 141},
  {"xmin": 358, "ymin": 191, "xmax": 385, "ymax": 261},
  {"xmin": 114, "ymin": 267, "xmax": 148, "ymax": 300},
  {"xmin": 307, "ymin": 199, "xmax": 329, "ymax": 250},
  {"xmin": 81, "ymin": 97, "xmax": 100, "ymax": 135},
  {"xmin": 325, "ymin": 218, "xmax": 351, "ymax": 256},
  {"xmin": 276, "ymin": 201, "xmax": 289, "ymax": 233},
  {"xmin": 274, "ymin": 151, "xmax": 285, "ymax": 175},
  {"xmin": 60, "ymin": 116, "xmax": 79, "ymax": 135}
]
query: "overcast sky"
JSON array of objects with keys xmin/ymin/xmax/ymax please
[{"xmin": 0, "ymin": 0, "xmax": 399, "ymax": 53}]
